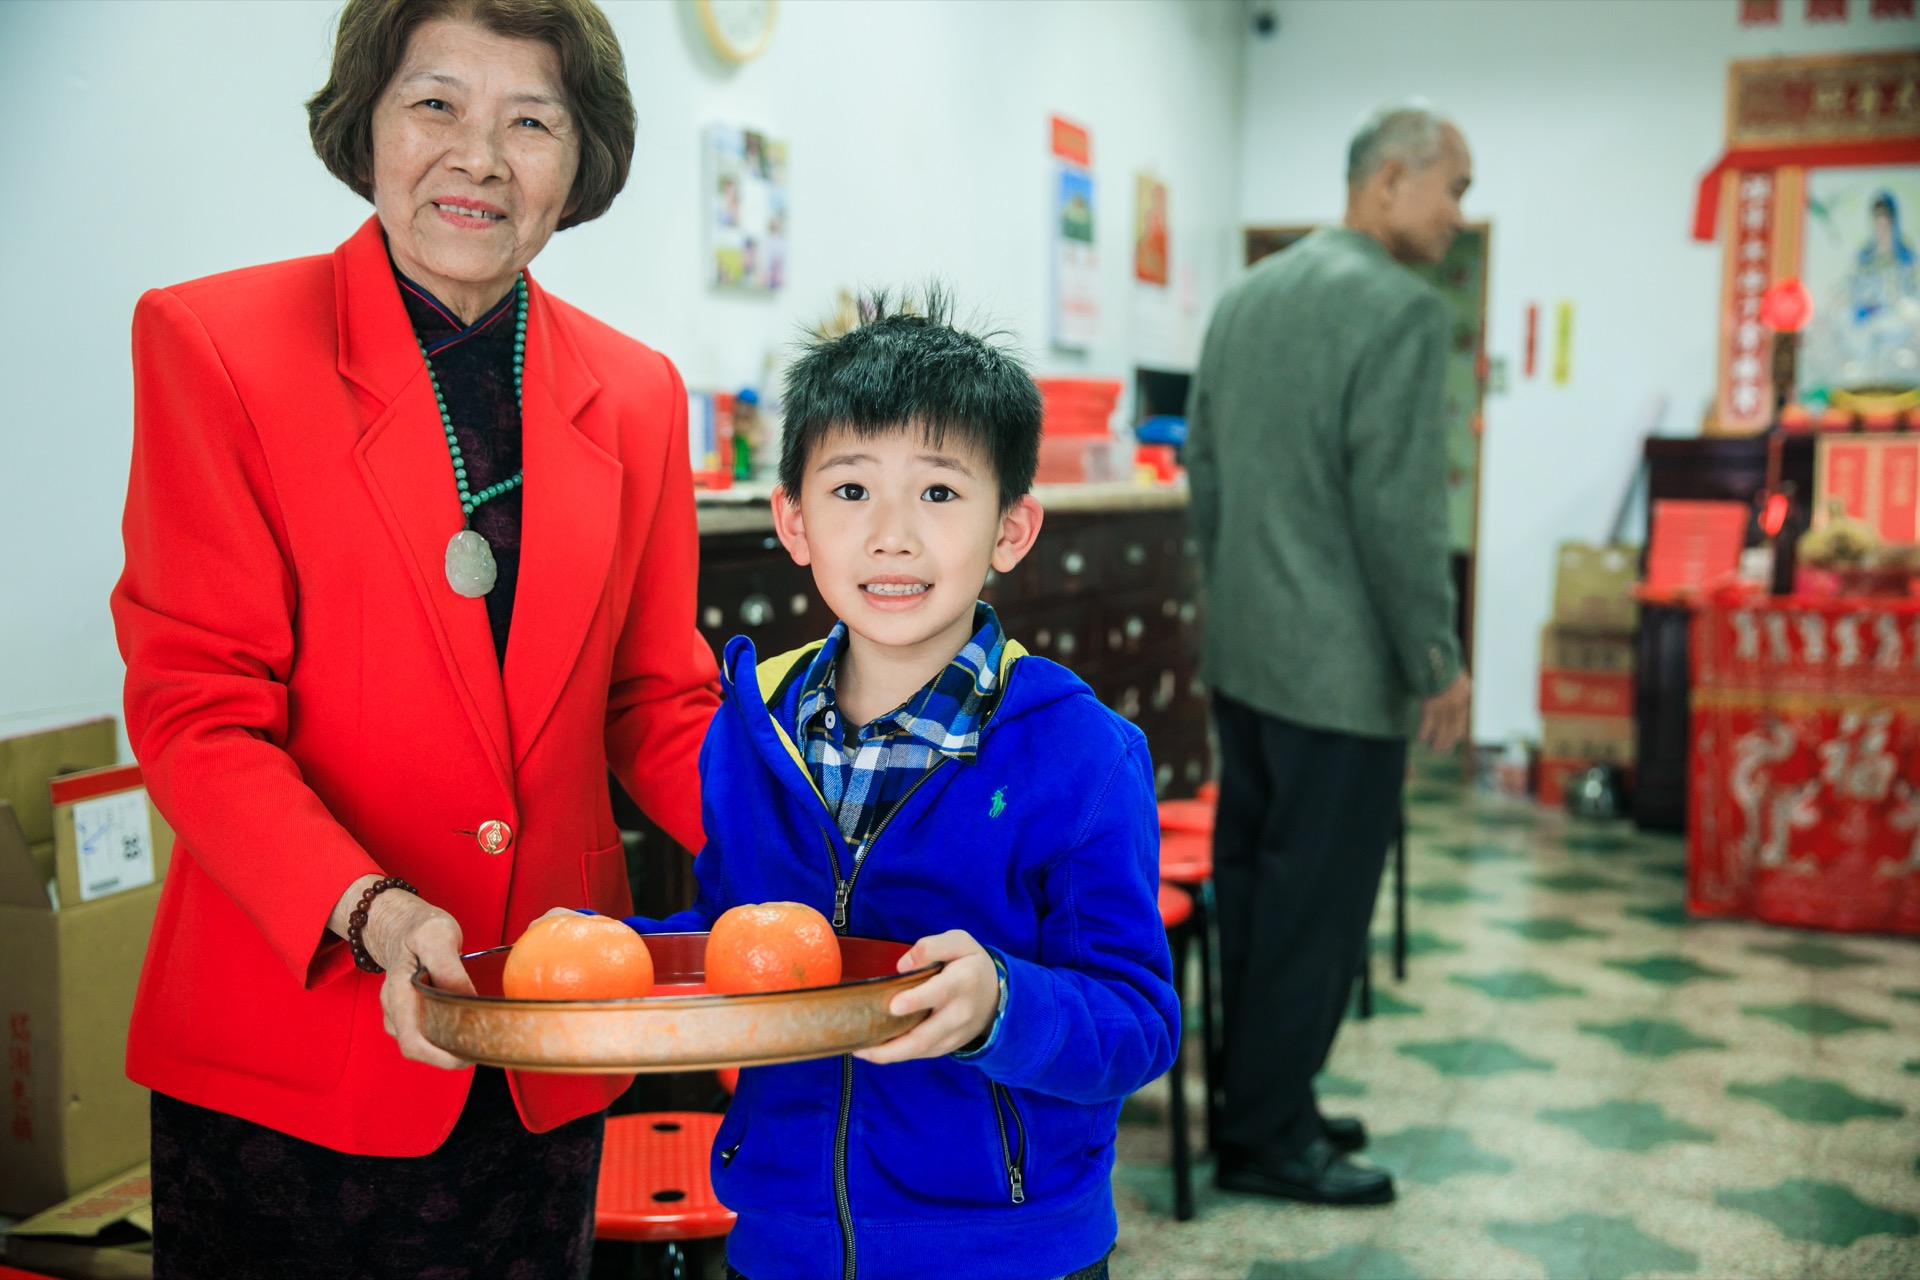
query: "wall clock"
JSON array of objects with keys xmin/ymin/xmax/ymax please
[{"xmin": 697, "ymin": 0, "xmax": 778, "ymax": 64}]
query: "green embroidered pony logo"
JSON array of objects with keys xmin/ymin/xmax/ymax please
[{"xmin": 989, "ymin": 787, "xmax": 1007, "ymax": 818}]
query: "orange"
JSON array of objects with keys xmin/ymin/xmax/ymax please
[
  {"xmin": 705, "ymin": 902, "xmax": 843, "ymax": 994},
  {"xmin": 501, "ymin": 913, "xmax": 655, "ymax": 1001}
]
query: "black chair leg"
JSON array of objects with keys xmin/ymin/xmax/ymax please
[
  {"xmin": 1393, "ymin": 807, "xmax": 1408, "ymax": 983},
  {"xmin": 1356, "ymin": 932, "xmax": 1374, "ymax": 1020},
  {"xmin": 1167, "ymin": 921, "xmax": 1195, "ymax": 1222},
  {"xmin": 1195, "ymin": 881, "xmax": 1221, "ymax": 1152}
]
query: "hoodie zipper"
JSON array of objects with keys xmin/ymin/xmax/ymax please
[
  {"xmin": 834, "ymin": 757, "xmax": 950, "ymax": 928},
  {"xmin": 773, "ymin": 656, "xmax": 1015, "ymax": 1280},
  {"xmin": 825, "ymin": 754, "xmax": 955, "ymax": 1280},
  {"xmin": 988, "ymin": 1081, "xmax": 1029, "ymax": 1204}
]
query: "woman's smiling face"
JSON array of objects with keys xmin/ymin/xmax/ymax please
[{"xmin": 369, "ymin": 18, "xmax": 580, "ymax": 320}]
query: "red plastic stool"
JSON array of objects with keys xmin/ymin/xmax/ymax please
[
  {"xmin": 1156, "ymin": 797, "xmax": 1216, "ymax": 837},
  {"xmin": 1158, "ymin": 819, "xmax": 1220, "ymax": 1158},
  {"xmin": 596, "ymin": 1111, "xmax": 734, "ymax": 1278},
  {"xmin": 1158, "ymin": 882, "xmax": 1196, "ymax": 1222}
]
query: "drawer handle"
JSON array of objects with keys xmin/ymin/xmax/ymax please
[
  {"xmin": 790, "ymin": 594, "xmax": 810, "ymax": 616},
  {"xmin": 740, "ymin": 594, "xmax": 774, "ymax": 627},
  {"xmin": 701, "ymin": 606, "xmax": 724, "ymax": 630},
  {"xmin": 1057, "ymin": 630, "xmax": 1077, "ymax": 657},
  {"xmin": 1125, "ymin": 616, "xmax": 1145, "ymax": 640},
  {"xmin": 1062, "ymin": 550, "xmax": 1087, "ymax": 576},
  {"xmin": 1125, "ymin": 543, "xmax": 1147, "ymax": 566}
]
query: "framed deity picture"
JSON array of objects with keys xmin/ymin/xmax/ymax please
[{"xmin": 1797, "ymin": 165, "xmax": 1920, "ymax": 401}]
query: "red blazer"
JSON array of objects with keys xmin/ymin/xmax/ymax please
[{"xmin": 112, "ymin": 217, "xmax": 720, "ymax": 1154}]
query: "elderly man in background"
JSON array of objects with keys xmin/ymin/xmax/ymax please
[{"xmin": 1187, "ymin": 103, "xmax": 1473, "ymax": 1206}]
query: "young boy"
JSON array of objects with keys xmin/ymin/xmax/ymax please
[{"xmin": 628, "ymin": 294, "xmax": 1178, "ymax": 1280}]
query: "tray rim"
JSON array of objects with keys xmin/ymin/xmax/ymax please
[{"xmin": 413, "ymin": 932, "xmax": 944, "ymax": 1011}]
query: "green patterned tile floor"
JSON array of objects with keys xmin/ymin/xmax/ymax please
[{"xmin": 1110, "ymin": 755, "xmax": 1920, "ymax": 1278}]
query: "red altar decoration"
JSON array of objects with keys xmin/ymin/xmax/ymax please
[{"xmin": 1690, "ymin": 596, "xmax": 1920, "ymax": 934}]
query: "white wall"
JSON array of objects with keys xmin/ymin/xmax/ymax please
[
  {"xmin": 0, "ymin": 0, "xmax": 1244, "ymax": 739},
  {"xmin": 1239, "ymin": 0, "xmax": 1917, "ymax": 744}
]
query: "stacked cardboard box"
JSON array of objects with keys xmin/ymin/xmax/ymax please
[
  {"xmin": 1538, "ymin": 544, "xmax": 1638, "ymax": 807},
  {"xmin": 0, "ymin": 719, "xmax": 171, "ymax": 1217}
]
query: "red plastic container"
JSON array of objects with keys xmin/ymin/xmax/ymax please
[{"xmin": 1037, "ymin": 378, "xmax": 1121, "ymax": 437}]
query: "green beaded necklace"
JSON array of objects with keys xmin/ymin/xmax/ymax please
[{"xmin": 423, "ymin": 274, "xmax": 527, "ymax": 598}]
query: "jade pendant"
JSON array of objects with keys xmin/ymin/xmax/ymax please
[{"xmin": 445, "ymin": 529, "xmax": 498, "ymax": 598}]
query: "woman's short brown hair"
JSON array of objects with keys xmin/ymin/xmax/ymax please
[{"xmin": 307, "ymin": 0, "xmax": 634, "ymax": 230}]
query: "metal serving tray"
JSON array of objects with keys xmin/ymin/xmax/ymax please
[{"xmin": 415, "ymin": 933, "xmax": 940, "ymax": 1073}]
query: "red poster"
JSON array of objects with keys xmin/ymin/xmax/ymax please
[
  {"xmin": 1050, "ymin": 115, "xmax": 1090, "ymax": 166},
  {"xmin": 1715, "ymin": 173, "xmax": 1776, "ymax": 431},
  {"xmin": 1822, "ymin": 442, "xmax": 1870, "ymax": 520},
  {"xmin": 1690, "ymin": 599, "xmax": 1920, "ymax": 936},
  {"xmin": 1805, "ymin": 0, "xmax": 1848, "ymax": 18},
  {"xmin": 1882, "ymin": 444, "xmax": 1920, "ymax": 543},
  {"xmin": 1739, "ymin": 0, "xmax": 1781, "ymax": 22},
  {"xmin": 1870, "ymin": 0, "xmax": 1914, "ymax": 15}
]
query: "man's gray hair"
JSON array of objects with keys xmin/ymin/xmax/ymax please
[{"xmin": 1347, "ymin": 103, "xmax": 1450, "ymax": 188}]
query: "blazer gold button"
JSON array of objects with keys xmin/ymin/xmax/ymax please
[{"xmin": 476, "ymin": 820, "xmax": 514, "ymax": 855}]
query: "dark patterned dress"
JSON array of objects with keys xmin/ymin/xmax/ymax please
[{"xmin": 149, "ymin": 268, "xmax": 603, "ymax": 1279}]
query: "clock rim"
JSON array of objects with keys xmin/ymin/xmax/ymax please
[{"xmin": 697, "ymin": 0, "xmax": 779, "ymax": 64}]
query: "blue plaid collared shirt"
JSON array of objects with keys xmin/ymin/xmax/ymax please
[{"xmin": 794, "ymin": 602, "xmax": 1007, "ymax": 860}]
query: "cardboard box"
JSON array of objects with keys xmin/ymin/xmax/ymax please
[
  {"xmin": 1552, "ymin": 543, "xmax": 1640, "ymax": 631},
  {"xmin": 1541, "ymin": 715, "xmax": 1636, "ymax": 767},
  {"xmin": 1538, "ymin": 668, "xmax": 1635, "ymax": 719},
  {"xmin": 1, "ymin": 721, "xmax": 170, "ymax": 1218},
  {"xmin": 1539, "ymin": 625, "xmax": 1635, "ymax": 674},
  {"xmin": 4, "ymin": 1162, "xmax": 152, "ymax": 1279}
]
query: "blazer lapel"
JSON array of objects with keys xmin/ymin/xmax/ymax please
[
  {"xmin": 503, "ymin": 278, "xmax": 618, "ymax": 768},
  {"xmin": 337, "ymin": 218, "xmax": 514, "ymax": 794}
]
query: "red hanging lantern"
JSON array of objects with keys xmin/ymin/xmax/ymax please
[{"xmin": 1759, "ymin": 278, "xmax": 1812, "ymax": 333}]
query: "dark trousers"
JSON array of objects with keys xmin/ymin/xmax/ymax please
[
  {"xmin": 151, "ymin": 1067, "xmax": 603, "ymax": 1280},
  {"xmin": 1211, "ymin": 693, "xmax": 1407, "ymax": 1159}
]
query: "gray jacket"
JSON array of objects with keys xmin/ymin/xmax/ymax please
[{"xmin": 1186, "ymin": 226, "xmax": 1460, "ymax": 740}]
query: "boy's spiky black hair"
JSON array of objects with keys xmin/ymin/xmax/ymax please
[{"xmin": 778, "ymin": 287, "xmax": 1041, "ymax": 510}]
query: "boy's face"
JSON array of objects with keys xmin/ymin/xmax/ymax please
[{"xmin": 773, "ymin": 426, "xmax": 1043, "ymax": 667}]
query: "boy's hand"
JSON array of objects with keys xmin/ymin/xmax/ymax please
[{"xmin": 852, "ymin": 930, "xmax": 1000, "ymax": 1064}]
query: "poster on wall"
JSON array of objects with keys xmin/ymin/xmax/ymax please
[
  {"xmin": 707, "ymin": 123, "xmax": 788, "ymax": 292},
  {"xmin": 1798, "ymin": 165, "xmax": 1920, "ymax": 399},
  {"xmin": 1134, "ymin": 173, "xmax": 1169, "ymax": 285},
  {"xmin": 1050, "ymin": 115, "xmax": 1098, "ymax": 349}
]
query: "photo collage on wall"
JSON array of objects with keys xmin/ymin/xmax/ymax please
[{"xmin": 708, "ymin": 123, "xmax": 789, "ymax": 292}]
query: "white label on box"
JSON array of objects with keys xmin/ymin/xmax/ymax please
[{"xmin": 72, "ymin": 787, "xmax": 156, "ymax": 902}]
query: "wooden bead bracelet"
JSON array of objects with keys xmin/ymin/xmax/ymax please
[{"xmin": 347, "ymin": 875, "xmax": 416, "ymax": 974}]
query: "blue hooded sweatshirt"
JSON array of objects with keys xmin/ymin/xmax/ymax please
[{"xmin": 625, "ymin": 633, "xmax": 1179, "ymax": 1280}]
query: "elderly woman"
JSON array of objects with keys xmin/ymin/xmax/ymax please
[{"xmin": 109, "ymin": 1, "xmax": 717, "ymax": 1274}]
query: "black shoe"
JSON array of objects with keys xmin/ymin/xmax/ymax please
[
  {"xmin": 1213, "ymin": 1136, "xmax": 1395, "ymax": 1205},
  {"xmin": 1323, "ymin": 1115, "xmax": 1367, "ymax": 1153}
]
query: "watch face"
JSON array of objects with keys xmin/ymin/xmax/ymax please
[{"xmin": 706, "ymin": 0, "xmax": 774, "ymax": 59}]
